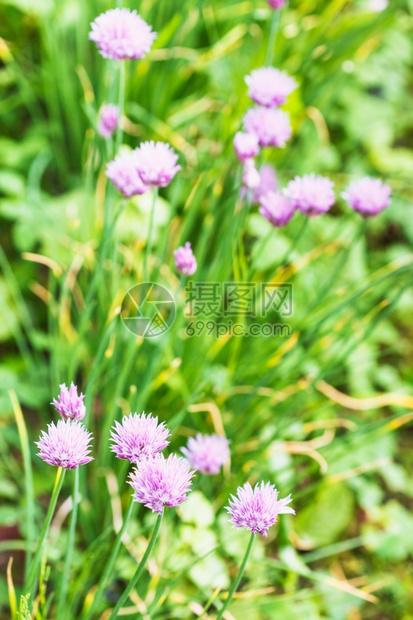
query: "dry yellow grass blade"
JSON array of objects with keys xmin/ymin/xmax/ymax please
[
  {"xmin": 271, "ymin": 241, "xmax": 343, "ymax": 284},
  {"xmin": 187, "ymin": 402, "xmax": 226, "ymax": 437},
  {"xmin": 307, "ymin": 106, "xmax": 330, "ymax": 145},
  {"xmin": 151, "ymin": 358, "xmax": 182, "ymax": 391},
  {"xmin": 269, "ymin": 432, "xmax": 334, "ymax": 474},
  {"xmin": 266, "ymin": 331, "xmax": 301, "ymax": 368},
  {"xmin": 7, "ymin": 557, "xmax": 17, "ymax": 620},
  {"xmin": 323, "ymin": 575, "xmax": 379, "ymax": 605},
  {"xmin": 22, "ymin": 251, "xmax": 62, "ymax": 276},
  {"xmin": 326, "ymin": 457, "xmax": 390, "ymax": 484},
  {"xmin": 316, "ymin": 379, "xmax": 413, "ymax": 410},
  {"xmin": 218, "ymin": 380, "xmax": 309, "ymax": 416},
  {"xmin": 303, "ymin": 418, "xmax": 357, "ymax": 432},
  {"xmin": 59, "ymin": 253, "xmax": 85, "ymax": 343}
]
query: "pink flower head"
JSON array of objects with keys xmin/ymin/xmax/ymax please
[
  {"xmin": 106, "ymin": 151, "xmax": 147, "ymax": 197},
  {"xmin": 110, "ymin": 412, "xmax": 170, "ymax": 464},
  {"xmin": 174, "ymin": 242, "xmax": 197, "ymax": 276},
  {"xmin": 226, "ymin": 481, "xmax": 295, "ymax": 536},
  {"xmin": 252, "ymin": 164, "xmax": 278, "ymax": 204},
  {"xmin": 128, "ymin": 454, "xmax": 195, "ymax": 514},
  {"xmin": 233, "ymin": 132, "xmax": 260, "ymax": 163},
  {"xmin": 52, "ymin": 382, "xmax": 85, "ymax": 422},
  {"xmin": 259, "ymin": 192, "xmax": 295, "ymax": 227},
  {"xmin": 268, "ymin": 0, "xmax": 288, "ymax": 8},
  {"xmin": 134, "ymin": 141, "xmax": 181, "ymax": 188},
  {"xmin": 245, "ymin": 68, "xmax": 297, "ymax": 108},
  {"xmin": 243, "ymin": 107, "xmax": 292, "ymax": 148},
  {"xmin": 242, "ymin": 159, "xmax": 261, "ymax": 191},
  {"xmin": 89, "ymin": 9, "xmax": 156, "ymax": 60},
  {"xmin": 181, "ymin": 433, "xmax": 230, "ymax": 475},
  {"xmin": 36, "ymin": 420, "xmax": 93, "ymax": 469},
  {"xmin": 98, "ymin": 104, "xmax": 119, "ymax": 138},
  {"xmin": 342, "ymin": 177, "xmax": 391, "ymax": 217},
  {"xmin": 285, "ymin": 173, "xmax": 335, "ymax": 216}
]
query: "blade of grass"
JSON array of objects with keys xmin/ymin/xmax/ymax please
[{"xmin": 9, "ymin": 390, "xmax": 35, "ymax": 580}]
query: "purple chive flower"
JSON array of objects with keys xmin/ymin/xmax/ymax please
[
  {"xmin": 226, "ymin": 481, "xmax": 295, "ymax": 536},
  {"xmin": 245, "ymin": 68, "xmax": 297, "ymax": 108},
  {"xmin": 89, "ymin": 9, "xmax": 156, "ymax": 60},
  {"xmin": 252, "ymin": 164, "xmax": 278, "ymax": 204},
  {"xmin": 243, "ymin": 107, "xmax": 292, "ymax": 148},
  {"xmin": 242, "ymin": 159, "xmax": 261, "ymax": 191},
  {"xmin": 259, "ymin": 192, "xmax": 295, "ymax": 227},
  {"xmin": 52, "ymin": 382, "xmax": 85, "ymax": 422},
  {"xmin": 133, "ymin": 141, "xmax": 181, "ymax": 188},
  {"xmin": 268, "ymin": 0, "xmax": 288, "ymax": 8},
  {"xmin": 36, "ymin": 420, "xmax": 93, "ymax": 469},
  {"xmin": 128, "ymin": 454, "xmax": 195, "ymax": 514},
  {"xmin": 110, "ymin": 413, "xmax": 170, "ymax": 464},
  {"xmin": 285, "ymin": 174, "xmax": 335, "ymax": 216},
  {"xmin": 233, "ymin": 132, "xmax": 260, "ymax": 163},
  {"xmin": 181, "ymin": 433, "xmax": 230, "ymax": 475},
  {"xmin": 174, "ymin": 242, "xmax": 197, "ymax": 276},
  {"xmin": 342, "ymin": 177, "xmax": 391, "ymax": 217},
  {"xmin": 106, "ymin": 151, "xmax": 147, "ymax": 197},
  {"xmin": 97, "ymin": 104, "xmax": 119, "ymax": 138}
]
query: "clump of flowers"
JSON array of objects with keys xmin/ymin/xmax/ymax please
[
  {"xmin": 233, "ymin": 132, "xmax": 260, "ymax": 163},
  {"xmin": 285, "ymin": 173, "xmax": 335, "ymax": 216},
  {"xmin": 110, "ymin": 413, "xmax": 170, "ymax": 464},
  {"xmin": 128, "ymin": 454, "xmax": 194, "ymax": 514},
  {"xmin": 181, "ymin": 433, "xmax": 230, "ymax": 475},
  {"xmin": 106, "ymin": 151, "xmax": 148, "ymax": 197},
  {"xmin": 98, "ymin": 104, "xmax": 119, "ymax": 138},
  {"xmin": 134, "ymin": 141, "xmax": 181, "ymax": 188},
  {"xmin": 243, "ymin": 107, "xmax": 292, "ymax": 148},
  {"xmin": 259, "ymin": 191, "xmax": 295, "ymax": 227},
  {"xmin": 245, "ymin": 68, "xmax": 297, "ymax": 108},
  {"xmin": 226, "ymin": 481, "xmax": 295, "ymax": 536},
  {"xmin": 174, "ymin": 242, "xmax": 197, "ymax": 276},
  {"xmin": 52, "ymin": 382, "xmax": 86, "ymax": 422},
  {"xmin": 342, "ymin": 177, "xmax": 391, "ymax": 217},
  {"xmin": 36, "ymin": 420, "xmax": 93, "ymax": 469},
  {"xmin": 89, "ymin": 9, "xmax": 157, "ymax": 60}
]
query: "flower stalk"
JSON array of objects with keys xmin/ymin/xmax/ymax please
[
  {"xmin": 84, "ymin": 497, "xmax": 135, "ymax": 620},
  {"xmin": 216, "ymin": 532, "xmax": 255, "ymax": 619},
  {"xmin": 57, "ymin": 467, "xmax": 80, "ymax": 619},
  {"xmin": 144, "ymin": 187, "xmax": 159, "ymax": 280},
  {"xmin": 25, "ymin": 467, "xmax": 66, "ymax": 601},
  {"xmin": 108, "ymin": 510, "xmax": 164, "ymax": 620}
]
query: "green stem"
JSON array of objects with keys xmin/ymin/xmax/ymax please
[
  {"xmin": 25, "ymin": 467, "xmax": 66, "ymax": 602},
  {"xmin": 84, "ymin": 498, "xmax": 135, "ymax": 620},
  {"xmin": 248, "ymin": 225, "xmax": 274, "ymax": 279},
  {"xmin": 217, "ymin": 532, "xmax": 255, "ymax": 619},
  {"xmin": 57, "ymin": 468, "xmax": 79, "ymax": 619},
  {"xmin": 265, "ymin": 9, "xmax": 281, "ymax": 66},
  {"xmin": 115, "ymin": 61, "xmax": 126, "ymax": 153},
  {"xmin": 307, "ymin": 218, "xmax": 367, "ymax": 312},
  {"xmin": 108, "ymin": 511, "xmax": 164, "ymax": 620},
  {"xmin": 144, "ymin": 188, "xmax": 159, "ymax": 281},
  {"xmin": 279, "ymin": 216, "xmax": 309, "ymax": 267}
]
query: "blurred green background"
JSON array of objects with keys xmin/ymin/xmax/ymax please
[{"xmin": 1, "ymin": 0, "xmax": 413, "ymax": 618}]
